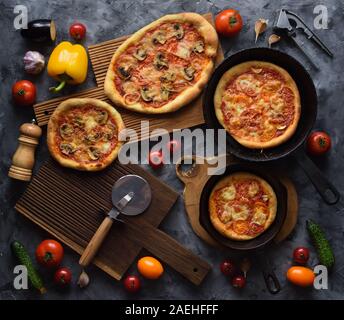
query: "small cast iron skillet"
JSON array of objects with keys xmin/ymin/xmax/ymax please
[
  {"xmin": 199, "ymin": 163, "xmax": 288, "ymax": 294},
  {"xmin": 203, "ymin": 48, "xmax": 339, "ymax": 205}
]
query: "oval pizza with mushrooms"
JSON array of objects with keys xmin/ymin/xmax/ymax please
[
  {"xmin": 104, "ymin": 13, "xmax": 218, "ymax": 114},
  {"xmin": 47, "ymin": 98, "xmax": 125, "ymax": 171},
  {"xmin": 209, "ymin": 172, "xmax": 277, "ymax": 240},
  {"xmin": 214, "ymin": 61, "xmax": 301, "ymax": 149}
]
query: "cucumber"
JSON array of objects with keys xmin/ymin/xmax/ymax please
[
  {"xmin": 11, "ymin": 241, "xmax": 46, "ymax": 294},
  {"xmin": 306, "ymin": 220, "xmax": 335, "ymax": 270}
]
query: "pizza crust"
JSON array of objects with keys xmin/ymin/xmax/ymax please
[
  {"xmin": 214, "ymin": 61, "xmax": 301, "ymax": 149},
  {"xmin": 104, "ymin": 12, "xmax": 218, "ymax": 114},
  {"xmin": 47, "ymin": 98, "xmax": 125, "ymax": 171},
  {"xmin": 208, "ymin": 172, "xmax": 277, "ymax": 241}
]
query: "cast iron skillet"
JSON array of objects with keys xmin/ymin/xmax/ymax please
[
  {"xmin": 199, "ymin": 163, "xmax": 287, "ymax": 294},
  {"xmin": 203, "ymin": 48, "xmax": 339, "ymax": 205}
]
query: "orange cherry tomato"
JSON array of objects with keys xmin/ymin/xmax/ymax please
[
  {"xmin": 286, "ymin": 266, "xmax": 315, "ymax": 287},
  {"xmin": 137, "ymin": 256, "xmax": 164, "ymax": 279}
]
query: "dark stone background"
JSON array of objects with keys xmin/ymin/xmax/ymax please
[{"xmin": 0, "ymin": 0, "xmax": 343, "ymax": 300}]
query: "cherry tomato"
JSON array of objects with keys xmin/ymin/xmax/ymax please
[
  {"xmin": 149, "ymin": 150, "xmax": 163, "ymax": 169},
  {"xmin": 69, "ymin": 22, "xmax": 87, "ymax": 41},
  {"xmin": 123, "ymin": 275, "xmax": 141, "ymax": 293},
  {"xmin": 220, "ymin": 259, "xmax": 237, "ymax": 277},
  {"xmin": 307, "ymin": 131, "xmax": 331, "ymax": 156},
  {"xmin": 232, "ymin": 275, "xmax": 246, "ymax": 288},
  {"xmin": 293, "ymin": 247, "xmax": 310, "ymax": 265},
  {"xmin": 167, "ymin": 140, "xmax": 181, "ymax": 153},
  {"xmin": 12, "ymin": 80, "xmax": 36, "ymax": 107},
  {"xmin": 137, "ymin": 256, "xmax": 164, "ymax": 280},
  {"xmin": 35, "ymin": 239, "xmax": 64, "ymax": 268},
  {"xmin": 215, "ymin": 9, "xmax": 243, "ymax": 37},
  {"xmin": 287, "ymin": 266, "xmax": 315, "ymax": 287},
  {"xmin": 54, "ymin": 267, "xmax": 72, "ymax": 287}
]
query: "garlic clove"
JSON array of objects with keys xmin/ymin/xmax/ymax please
[
  {"xmin": 268, "ymin": 34, "xmax": 281, "ymax": 48},
  {"xmin": 255, "ymin": 19, "xmax": 268, "ymax": 43},
  {"xmin": 78, "ymin": 270, "xmax": 90, "ymax": 288}
]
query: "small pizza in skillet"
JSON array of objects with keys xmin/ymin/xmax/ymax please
[
  {"xmin": 104, "ymin": 12, "xmax": 218, "ymax": 114},
  {"xmin": 47, "ymin": 98, "xmax": 125, "ymax": 171},
  {"xmin": 209, "ymin": 172, "xmax": 277, "ymax": 241},
  {"xmin": 214, "ymin": 61, "xmax": 301, "ymax": 149}
]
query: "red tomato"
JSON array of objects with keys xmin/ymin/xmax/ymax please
[
  {"xmin": 123, "ymin": 275, "xmax": 141, "ymax": 293},
  {"xmin": 35, "ymin": 239, "xmax": 64, "ymax": 268},
  {"xmin": 149, "ymin": 150, "xmax": 163, "ymax": 169},
  {"xmin": 12, "ymin": 80, "xmax": 36, "ymax": 107},
  {"xmin": 293, "ymin": 247, "xmax": 310, "ymax": 265},
  {"xmin": 54, "ymin": 267, "xmax": 72, "ymax": 287},
  {"xmin": 69, "ymin": 22, "xmax": 87, "ymax": 40},
  {"xmin": 307, "ymin": 131, "xmax": 331, "ymax": 156},
  {"xmin": 167, "ymin": 140, "xmax": 181, "ymax": 153},
  {"xmin": 232, "ymin": 275, "xmax": 246, "ymax": 288},
  {"xmin": 220, "ymin": 259, "xmax": 237, "ymax": 277},
  {"xmin": 215, "ymin": 9, "xmax": 243, "ymax": 37}
]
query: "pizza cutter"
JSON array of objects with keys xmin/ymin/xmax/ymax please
[{"xmin": 78, "ymin": 175, "xmax": 152, "ymax": 284}]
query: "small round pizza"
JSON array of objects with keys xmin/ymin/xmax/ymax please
[
  {"xmin": 209, "ymin": 172, "xmax": 277, "ymax": 241},
  {"xmin": 214, "ymin": 61, "xmax": 301, "ymax": 149},
  {"xmin": 47, "ymin": 98, "xmax": 125, "ymax": 171},
  {"xmin": 104, "ymin": 12, "xmax": 218, "ymax": 114}
]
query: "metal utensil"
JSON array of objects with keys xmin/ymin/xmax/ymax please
[
  {"xmin": 273, "ymin": 9, "xmax": 333, "ymax": 64},
  {"xmin": 79, "ymin": 174, "xmax": 152, "ymax": 271}
]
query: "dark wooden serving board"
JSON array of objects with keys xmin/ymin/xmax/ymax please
[
  {"xmin": 33, "ymin": 13, "xmax": 224, "ymax": 142},
  {"xmin": 15, "ymin": 159, "xmax": 210, "ymax": 285}
]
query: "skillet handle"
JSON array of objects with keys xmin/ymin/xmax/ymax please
[
  {"xmin": 258, "ymin": 255, "xmax": 281, "ymax": 294},
  {"xmin": 294, "ymin": 151, "xmax": 340, "ymax": 205}
]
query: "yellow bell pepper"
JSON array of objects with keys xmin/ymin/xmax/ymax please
[{"xmin": 47, "ymin": 41, "xmax": 88, "ymax": 93}]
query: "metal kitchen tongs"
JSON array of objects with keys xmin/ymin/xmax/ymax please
[{"xmin": 273, "ymin": 9, "xmax": 333, "ymax": 63}]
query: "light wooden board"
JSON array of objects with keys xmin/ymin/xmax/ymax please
[
  {"xmin": 33, "ymin": 13, "xmax": 224, "ymax": 143},
  {"xmin": 176, "ymin": 155, "xmax": 298, "ymax": 247}
]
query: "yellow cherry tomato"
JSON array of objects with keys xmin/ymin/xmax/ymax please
[
  {"xmin": 286, "ymin": 266, "xmax": 315, "ymax": 287},
  {"xmin": 137, "ymin": 256, "xmax": 164, "ymax": 279}
]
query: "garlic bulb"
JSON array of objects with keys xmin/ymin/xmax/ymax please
[{"xmin": 23, "ymin": 51, "xmax": 45, "ymax": 75}]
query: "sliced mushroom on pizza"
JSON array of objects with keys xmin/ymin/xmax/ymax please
[
  {"xmin": 47, "ymin": 98, "xmax": 125, "ymax": 171},
  {"xmin": 104, "ymin": 13, "xmax": 218, "ymax": 114}
]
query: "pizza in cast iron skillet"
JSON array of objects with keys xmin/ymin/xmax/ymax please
[
  {"xmin": 209, "ymin": 172, "xmax": 277, "ymax": 240},
  {"xmin": 104, "ymin": 13, "xmax": 218, "ymax": 114},
  {"xmin": 47, "ymin": 98, "xmax": 125, "ymax": 171},
  {"xmin": 214, "ymin": 61, "xmax": 301, "ymax": 149}
]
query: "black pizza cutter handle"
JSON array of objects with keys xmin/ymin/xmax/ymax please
[
  {"xmin": 256, "ymin": 253, "xmax": 281, "ymax": 294},
  {"xmin": 294, "ymin": 150, "xmax": 340, "ymax": 205}
]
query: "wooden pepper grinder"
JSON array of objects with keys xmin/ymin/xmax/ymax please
[{"xmin": 8, "ymin": 119, "xmax": 42, "ymax": 181}]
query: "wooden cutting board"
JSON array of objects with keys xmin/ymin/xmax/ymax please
[
  {"xmin": 175, "ymin": 155, "xmax": 298, "ymax": 247},
  {"xmin": 15, "ymin": 158, "xmax": 210, "ymax": 285},
  {"xmin": 33, "ymin": 13, "xmax": 223, "ymax": 142}
]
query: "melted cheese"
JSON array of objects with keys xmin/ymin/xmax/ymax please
[
  {"xmin": 139, "ymin": 65, "xmax": 162, "ymax": 83},
  {"xmin": 270, "ymin": 94, "xmax": 285, "ymax": 112},
  {"xmin": 235, "ymin": 74, "xmax": 261, "ymax": 96},
  {"xmin": 84, "ymin": 116, "xmax": 98, "ymax": 131},
  {"xmin": 220, "ymin": 186, "xmax": 236, "ymax": 201},
  {"xmin": 122, "ymin": 81, "xmax": 140, "ymax": 94},
  {"xmin": 252, "ymin": 206, "xmax": 267, "ymax": 225},
  {"xmin": 230, "ymin": 204, "xmax": 250, "ymax": 221},
  {"xmin": 248, "ymin": 182, "xmax": 259, "ymax": 197},
  {"xmin": 100, "ymin": 141, "xmax": 111, "ymax": 154},
  {"xmin": 219, "ymin": 208, "xmax": 232, "ymax": 223},
  {"xmin": 175, "ymin": 43, "xmax": 191, "ymax": 59}
]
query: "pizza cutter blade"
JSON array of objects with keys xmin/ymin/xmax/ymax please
[{"xmin": 78, "ymin": 175, "xmax": 152, "ymax": 278}]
